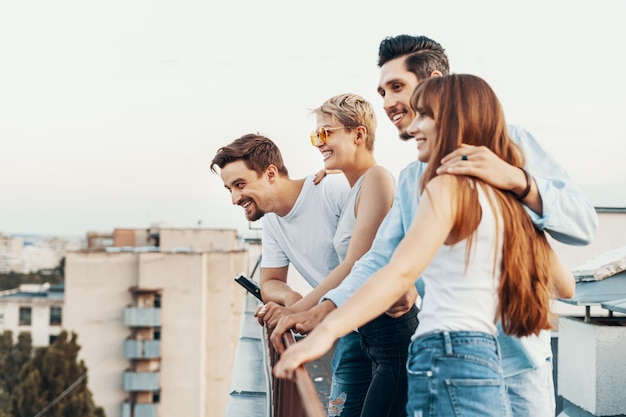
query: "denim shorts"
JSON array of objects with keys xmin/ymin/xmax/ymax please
[
  {"xmin": 505, "ymin": 358, "xmax": 555, "ymax": 416},
  {"xmin": 406, "ymin": 331, "xmax": 512, "ymax": 417}
]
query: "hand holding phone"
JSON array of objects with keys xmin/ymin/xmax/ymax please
[{"xmin": 234, "ymin": 273, "xmax": 263, "ymax": 302}]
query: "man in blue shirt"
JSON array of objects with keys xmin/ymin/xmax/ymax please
[{"xmin": 272, "ymin": 35, "xmax": 598, "ymax": 417}]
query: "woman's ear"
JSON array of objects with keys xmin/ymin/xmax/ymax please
[{"xmin": 355, "ymin": 126, "xmax": 367, "ymax": 144}]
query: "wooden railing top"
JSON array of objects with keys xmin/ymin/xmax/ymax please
[{"xmin": 267, "ymin": 328, "xmax": 325, "ymax": 417}]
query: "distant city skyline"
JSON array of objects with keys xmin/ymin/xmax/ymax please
[{"xmin": 2, "ymin": 0, "xmax": 625, "ymax": 237}]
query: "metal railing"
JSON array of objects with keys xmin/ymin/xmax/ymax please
[
  {"xmin": 229, "ymin": 246, "xmax": 325, "ymax": 417},
  {"xmin": 267, "ymin": 328, "xmax": 325, "ymax": 417},
  {"xmin": 226, "ymin": 292, "xmax": 326, "ymax": 417}
]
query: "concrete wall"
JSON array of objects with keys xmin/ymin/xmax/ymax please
[
  {"xmin": 205, "ymin": 250, "xmax": 248, "ymax": 417},
  {"xmin": 159, "ymin": 228, "xmax": 240, "ymax": 252},
  {"xmin": 113, "ymin": 229, "xmax": 150, "ymax": 247},
  {"xmin": 138, "ymin": 252, "xmax": 206, "ymax": 417},
  {"xmin": 558, "ymin": 316, "xmax": 626, "ymax": 416},
  {"xmin": 65, "ymin": 252, "xmax": 137, "ymax": 417},
  {"xmin": 65, "ymin": 229, "xmax": 248, "ymax": 417}
]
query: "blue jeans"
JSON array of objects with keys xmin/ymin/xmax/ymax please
[
  {"xmin": 358, "ymin": 305, "xmax": 418, "ymax": 417},
  {"xmin": 406, "ymin": 331, "xmax": 512, "ymax": 417},
  {"xmin": 505, "ymin": 358, "xmax": 555, "ymax": 417},
  {"xmin": 329, "ymin": 331, "xmax": 372, "ymax": 417}
]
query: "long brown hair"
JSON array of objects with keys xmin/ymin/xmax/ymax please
[{"xmin": 412, "ymin": 74, "xmax": 553, "ymax": 337}]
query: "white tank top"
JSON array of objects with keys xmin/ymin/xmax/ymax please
[
  {"xmin": 333, "ymin": 174, "xmax": 365, "ymax": 262},
  {"xmin": 413, "ymin": 185, "xmax": 504, "ymax": 340}
]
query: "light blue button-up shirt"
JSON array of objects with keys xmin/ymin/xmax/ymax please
[{"xmin": 323, "ymin": 124, "xmax": 598, "ymax": 375}]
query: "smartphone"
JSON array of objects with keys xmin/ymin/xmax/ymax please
[{"xmin": 234, "ymin": 273, "xmax": 263, "ymax": 302}]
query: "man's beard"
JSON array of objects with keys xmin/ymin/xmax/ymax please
[
  {"xmin": 399, "ymin": 130, "xmax": 414, "ymax": 141},
  {"xmin": 246, "ymin": 209, "xmax": 265, "ymax": 222}
]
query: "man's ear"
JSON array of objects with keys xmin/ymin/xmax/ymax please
[
  {"xmin": 265, "ymin": 164, "xmax": 278, "ymax": 181},
  {"xmin": 430, "ymin": 70, "xmax": 443, "ymax": 78}
]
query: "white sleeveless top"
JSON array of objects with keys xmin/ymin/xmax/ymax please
[
  {"xmin": 333, "ymin": 175, "xmax": 365, "ymax": 262},
  {"xmin": 413, "ymin": 185, "xmax": 504, "ymax": 340}
]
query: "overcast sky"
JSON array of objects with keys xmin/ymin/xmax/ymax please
[{"xmin": 1, "ymin": 0, "xmax": 625, "ymax": 237}]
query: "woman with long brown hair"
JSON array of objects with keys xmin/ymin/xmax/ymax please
[{"xmin": 273, "ymin": 74, "xmax": 574, "ymax": 417}]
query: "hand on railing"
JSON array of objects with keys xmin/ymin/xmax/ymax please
[
  {"xmin": 255, "ymin": 301, "xmax": 293, "ymax": 329},
  {"xmin": 270, "ymin": 300, "xmax": 336, "ymax": 353},
  {"xmin": 266, "ymin": 326, "xmax": 325, "ymax": 417}
]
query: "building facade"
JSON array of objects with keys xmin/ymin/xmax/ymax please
[
  {"xmin": 64, "ymin": 227, "xmax": 249, "ymax": 417},
  {"xmin": 0, "ymin": 282, "xmax": 64, "ymax": 346}
]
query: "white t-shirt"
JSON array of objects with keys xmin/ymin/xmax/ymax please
[{"xmin": 261, "ymin": 174, "xmax": 350, "ymax": 288}]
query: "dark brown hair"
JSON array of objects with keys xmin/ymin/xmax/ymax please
[{"xmin": 211, "ymin": 133, "xmax": 289, "ymax": 177}]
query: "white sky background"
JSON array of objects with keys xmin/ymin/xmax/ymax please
[{"xmin": 1, "ymin": 0, "xmax": 625, "ymax": 237}]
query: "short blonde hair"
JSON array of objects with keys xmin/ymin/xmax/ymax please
[{"xmin": 313, "ymin": 93, "xmax": 377, "ymax": 151}]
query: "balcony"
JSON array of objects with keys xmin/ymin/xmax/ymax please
[
  {"xmin": 121, "ymin": 402, "xmax": 157, "ymax": 417},
  {"xmin": 123, "ymin": 372, "xmax": 160, "ymax": 391},
  {"xmin": 124, "ymin": 339, "xmax": 160, "ymax": 359},
  {"xmin": 124, "ymin": 307, "xmax": 160, "ymax": 327}
]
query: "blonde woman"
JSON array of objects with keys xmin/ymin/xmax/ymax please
[{"xmin": 260, "ymin": 94, "xmax": 414, "ymax": 417}]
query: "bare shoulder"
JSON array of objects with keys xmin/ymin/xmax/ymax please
[
  {"xmin": 361, "ymin": 165, "xmax": 396, "ymax": 189},
  {"xmin": 423, "ymin": 174, "xmax": 461, "ymax": 200}
]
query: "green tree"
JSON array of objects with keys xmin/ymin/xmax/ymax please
[
  {"xmin": 0, "ymin": 331, "xmax": 32, "ymax": 417},
  {"xmin": 0, "ymin": 331, "xmax": 13, "ymax": 417},
  {"xmin": 10, "ymin": 331, "xmax": 104, "ymax": 417}
]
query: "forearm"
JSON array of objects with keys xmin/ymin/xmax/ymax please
[
  {"xmin": 323, "ymin": 263, "xmax": 415, "ymax": 338},
  {"xmin": 290, "ymin": 262, "xmax": 354, "ymax": 312},
  {"xmin": 549, "ymin": 248, "xmax": 575, "ymax": 299},
  {"xmin": 324, "ymin": 211, "xmax": 405, "ymax": 306},
  {"xmin": 324, "ymin": 244, "xmax": 396, "ymax": 307},
  {"xmin": 260, "ymin": 279, "xmax": 302, "ymax": 307},
  {"xmin": 529, "ymin": 175, "xmax": 598, "ymax": 245}
]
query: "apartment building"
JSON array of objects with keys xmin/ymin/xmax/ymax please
[
  {"xmin": 0, "ymin": 282, "xmax": 64, "ymax": 346},
  {"xmin": 64, "ymin": 226, "xmax": 249, "ymax": 417},
  {"xmin": 0, "ymin": 232, "xmax": 76, "ymax": 273},
  {"xmin": 0, "ymin": 232, "xmax": 23, "ymax": 273}
]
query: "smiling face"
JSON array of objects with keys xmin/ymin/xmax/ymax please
[
  {"xmin": 312, "ymin": 114, "xmax": 356, "ymax": 171},
  {"xmin": 220, "ymin": 160, "xmax": 271, "ymax": 221},
  {"xmin": 406, "ymin": 99, "xmax": 437, "ymax": 163},
  {"xmin": 377, "ymin": 56, "xmax": 420, "ymax": 141}
]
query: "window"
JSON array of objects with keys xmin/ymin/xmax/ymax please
[
  {"xmin": 50, "ymin": 306, "xmax": 62, "ymax": 326},
  {"xmin": 154, "ymin": 328, "xmax": 161, "ymax": 341},
  {"xmin": 154, "ymin": 294, "xmax": 161, "ymax": 308},
  {"xmin": 49, "ymin": 334, "xmax": 58, "ymax": 345},
  {"xmin": 19, "ymin": 307, "xmax": 32, "ymax": 326}
]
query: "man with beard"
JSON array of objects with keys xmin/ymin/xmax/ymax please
[
  {"xmin": 211, "ymin": 133, "xmax": 374, "ymax": 417},
  {"xmin": 211, "ymin": 133, "xmax": 350, "ymax": 306}
]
